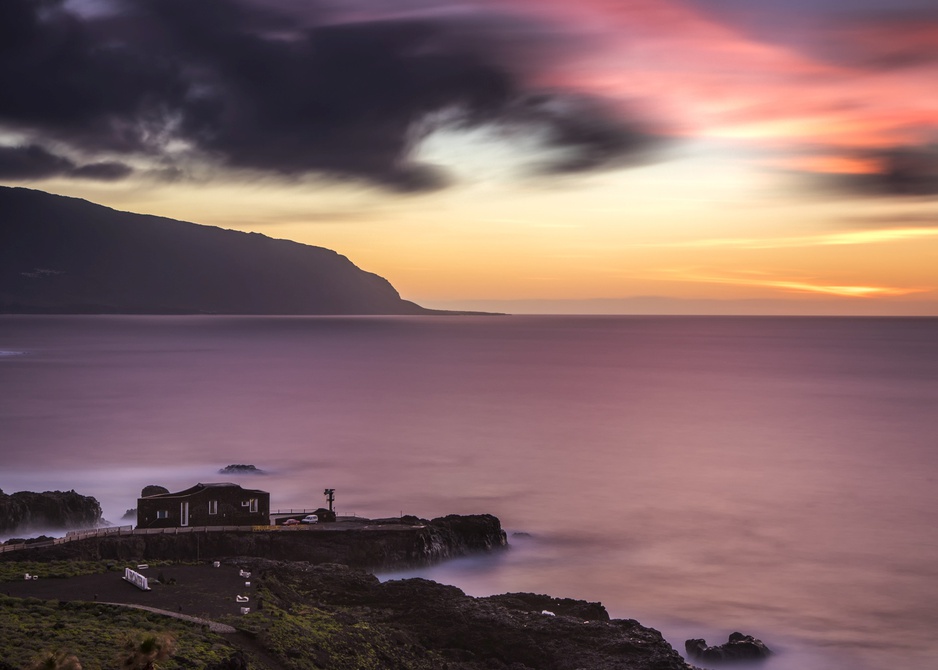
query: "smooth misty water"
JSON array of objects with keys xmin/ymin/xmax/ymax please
[{"xmin": 1, "ymin": 315, "xmax": 937, "ymax": 670}]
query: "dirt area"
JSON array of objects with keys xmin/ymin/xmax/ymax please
[{"xmin": 1, "ymin": 562, "xmax": 259, "ymax": 620}]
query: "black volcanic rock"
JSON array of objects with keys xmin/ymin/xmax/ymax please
[
  {"xmin": 250, "ymin": 561, "xmax": 695, "ymax": 670},
  {"xmin": 0, "ymin": 488, "xmax": 103, "ymax": 534},
  {"xmin": 487, "ymin": 592, "xmax": 610, "ymax": 621},
  {"xmin": 685, "ymin": 632, "xmax": 772, "ymax": 663},
  {"xmin": 426, "ymin": 513, "xmax": 508, "ymax": 554},
  {"xmin": 0, "ymin": 186, "xmax": 432, "ymax": 315},
  {"xmin": 219, "ymin": 464, "xmax": 265, "ymax": 475}
]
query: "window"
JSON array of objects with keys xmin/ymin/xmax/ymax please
[
  {"xmin": 156, "ymin": 510, "xmax": 168, "ymax": 519},
  {"xmin": 249, "ymin": 498, "xmax": 258, "ymax": 513},
  {"xmin": 208, "ymin": 500, "xmax": 218, "ymax": 515}
]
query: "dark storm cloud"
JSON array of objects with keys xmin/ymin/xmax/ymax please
[
  {"xmin": 0, "ymin": 0, "xmax": 664, "ymax": 192},
  {"xmin": 71, "ymin": 160, "xmax": 134, "ymax": 181},
  {"xmin": 509, "ymin": 94, "xmax": 662, "ymax": 175},
  {"xmin": 0, "ymin": 144, "xmax": 132, "ymax": 181},
  {"xmin": 0, "ymin": 0, "xmax": 190, "ymax": 154}
]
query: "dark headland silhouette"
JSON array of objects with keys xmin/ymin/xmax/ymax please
[{"xmin": 0, "ymin": 186, "xmax": 446, "ymax": 315}]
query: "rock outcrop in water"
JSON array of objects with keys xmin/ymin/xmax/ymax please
[
  {"xmin": 0, "ymin": 488, "xmax": 103, "ymax": 534},
  {"xmin": 685, "ymin": 632, "xmax": 772, "ymax": 663},
  {"xmin": 218, "ymin": 464, "xmax": 265, "ymax": 475}
]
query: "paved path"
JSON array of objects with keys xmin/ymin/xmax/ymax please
[{"xmin": 99, "ymin": 602, "xmax": 237, "ymax": 633}]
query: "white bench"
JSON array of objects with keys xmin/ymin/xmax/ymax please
[{"xmin": 123, "ymin": 568, "xmax": 151, "ymax": 591}]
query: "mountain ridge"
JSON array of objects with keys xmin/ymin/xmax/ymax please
[{"xmin": 0, "ymin": 186, "xmax": 440, "ymax": 315}]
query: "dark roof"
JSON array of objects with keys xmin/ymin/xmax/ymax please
[{"xmin": 140, "ymin": 482, "xmax": 269, "ymax": 499}]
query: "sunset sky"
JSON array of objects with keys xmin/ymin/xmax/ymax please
[{"xmin": 2, "ymin": 0, "xmax": 937, "ymax": 314}]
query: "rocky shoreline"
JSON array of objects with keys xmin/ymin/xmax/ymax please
[
  {"xmin": 2, "ymin": 558, "xmax": 700, "ymax": 670},
  {"xmin": 0, "ymin": 488, "xmax": 103, "ymax": 535},
  {"xmin": 231, "ymin": 558, "xmax": 698, "ymax": 670}
]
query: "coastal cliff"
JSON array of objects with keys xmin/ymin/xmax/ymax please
[
  {"xmin": 0, "ymin": 186, "xmax": 434, "ymax": 315},
  {"xmin": 0, "ymin": 489, "xmax": 103, "ymax": 535}
]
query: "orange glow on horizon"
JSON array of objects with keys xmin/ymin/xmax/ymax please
[{"xmin": 657, "ymin": 270, "xmax": 928, "ymax": 299}]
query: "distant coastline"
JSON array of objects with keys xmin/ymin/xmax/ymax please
[{"xmin": 0, "ymin": 186, "xmax": 504, "ymax": 316}]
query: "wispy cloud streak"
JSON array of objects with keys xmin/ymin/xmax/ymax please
[
  {"xmin": 659, "ymin": 269, "xmax": 927, "ymax": 298},
  {"xmin": 636, "ymin": 228, "xmax": 938, "ymax": 251}
]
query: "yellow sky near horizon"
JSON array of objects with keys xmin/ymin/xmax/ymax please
[{"xmin": 26, "ymin": 146, "xmax": 938, "ymax": 314}]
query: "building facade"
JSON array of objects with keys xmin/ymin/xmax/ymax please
[{"xmin": 136, "ymin": 482, "xmax": 270, "ymax": 529}]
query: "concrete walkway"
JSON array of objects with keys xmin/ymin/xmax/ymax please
[{"xmin": 99, "ymin": 602, "xmax": 237, "ymax": 633}]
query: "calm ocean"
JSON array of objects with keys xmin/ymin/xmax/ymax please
[{"xmin": 2, "ymin": 315, "xmax": 936, "ymax": 670}]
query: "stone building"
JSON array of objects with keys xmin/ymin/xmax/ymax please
[{"xmin": 136, "ymin": 482, "xmax": 270, "ymax": 529}]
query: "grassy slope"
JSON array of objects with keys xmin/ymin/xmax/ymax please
[
  {"xmin": 0, "ymin": 595, "xmax": 236, "ymax": 670},
  {"xmin": 0, "ymin": 561, "xmax": 436, "ymax": 670}
]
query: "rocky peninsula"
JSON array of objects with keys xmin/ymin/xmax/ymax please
[{"xmin": 0, "ymin": 514, "xmax": 702, "ymax": 669}]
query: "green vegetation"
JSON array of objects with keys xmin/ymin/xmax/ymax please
[
  {"xmin": 120, "ymin": 633, "xmax": 176, "ymax": 670},
  {"xmin": 223, "ymin": 578, "xmax": 440, "ymax": 670},
  {"xmin": 0, "ymin": 567, "xmax": 439, "ymax": 670},
  {"xmin": 28, "ymin": 650, "xmax": 82, "ymax": 670},
  {"xmin": 0, "ymin": 595, "xmax": 235, "ymax": 670},
  {"xmin": 0, "ymin": 560, "xmax": 112, "ymax": 583},
  {"xmin": 243, "ymin": 603, "xmax": 393, "ymax": 670}
]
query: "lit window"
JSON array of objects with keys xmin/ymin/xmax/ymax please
[
  {"xmin": 208, "ymin": 500, "xmax": 218, "ymax": 515},
  {"xmin": 156, "ymin": 510, "xmax": 168, "ymax": 519},
  {"xmin": 249, "ymin": 498, "xmax": 258, "ymax": 513}
]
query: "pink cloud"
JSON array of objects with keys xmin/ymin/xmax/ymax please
[{"xmin": 463, "ymin": 0, "xmax": 938, "ymax": 188}]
